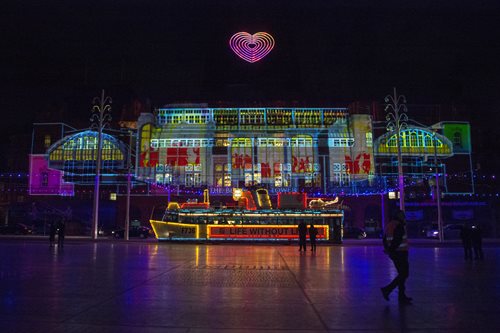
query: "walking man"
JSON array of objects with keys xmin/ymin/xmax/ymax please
[{"xmin": 381, "ymin": 209, "xmax": 412, "ymax": 304}]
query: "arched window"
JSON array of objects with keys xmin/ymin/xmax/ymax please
[{"xmin": 409, "ymin": 131, "xmax": 418, "ymax": 147}]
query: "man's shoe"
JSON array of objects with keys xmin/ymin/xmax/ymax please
[{"xmin": 381, "ymin": 287, "xmax": 390, "ymax": 301}]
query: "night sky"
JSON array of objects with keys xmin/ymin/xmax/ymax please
[{"xmin": 3, "ymin": 1, "xmax": 500, "ymax": 171}]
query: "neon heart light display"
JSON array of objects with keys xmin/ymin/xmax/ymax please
[{"xmin": 229, "ymin": 32, "xmax": 275, "ymax": 63}]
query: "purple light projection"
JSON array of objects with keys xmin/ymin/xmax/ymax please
[{"xmin": 229, "ymin": 32, "xmax": 275, "ymax": 63}]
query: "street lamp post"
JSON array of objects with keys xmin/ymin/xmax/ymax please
[
  {"xmin": 384, "ymin": 87, "xmax": 408, "ymax": 212},
  {"xmin": 124, "ymin": 130, "xmax": 133, "ymax": 241},
  {"xmin": 432, "ymin": 131, "xmax": 444, "ymax": 242},
  {"xmin": 90, "ymin": 89, "xmax": 112, "ymax": 240},
  {"xmin": 409, "ymin": 119, "xmax": 444, "ymax": 242}
]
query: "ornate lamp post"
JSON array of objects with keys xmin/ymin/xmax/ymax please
[
  {"xmin": 90, "ymin": 90, "xmax": 112, "ymax": 240},
  {"xmin": 384, "ymin": 88, "xmax": 408, "ymax": 212}
]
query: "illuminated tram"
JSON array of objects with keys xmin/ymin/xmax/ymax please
[{"xmin": 149, "ymin": 189, "xmax": 344, "ymax": 242}]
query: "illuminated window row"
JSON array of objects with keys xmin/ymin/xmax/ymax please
[
  {"xmin": 150, "ymin": 138, "xmax": 214, "ymax": 148},
  {"xmin": 231, "ymin": 138, "xmax": 252, "ymax": 147},
  {"xmin": 218, "ymin": 137, "xmax": 315, "ymax": 148},
  {"xmin": 386, "ymin": 130, "xmax": 443, "ymax": 148},
  {"xmin": 240, "ymin": 109, "xmax": 265, "ymax": 125},
  {"xmin": 257, "ymin": 138, "xmax": 289, "ymax": 147},
  {"xmin": 295, "ymin": 110, "xmax": 322, "ymax": 125},
  {"xmin": 290, "ymin": 137, "xmax": 313, "ymax": 147},
  {"xmin": 62, "ymin": 137, "xmax": 97, "ymax": 150},
  {"xmin": 155, "ymin": 108, "xmax": 349, "ymax": 127},
  {"xmin": 332, "ymin": 172, "xmax": 351, "ymax": 185},
  {"xmin": 157, "ymin": 109, "xmax": 211, "ymax": 125},
  {"xmin": 328, "ymin": 138, "xmax": 355, "ymax": 147},
  {"xmin": 49, "ymin": 147, "xmax": 123, "ymax": 161},
  {"xmin": 215, "ymin": 139, "xmax": 231, "ymax": 147}
]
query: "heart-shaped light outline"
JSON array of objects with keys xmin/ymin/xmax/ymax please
[{"xmin": 229, "ymin": 32, "xmax": 275, "ymax": 63}]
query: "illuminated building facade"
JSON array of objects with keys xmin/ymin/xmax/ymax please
[
  {"xmin": 24, "ymin": 104, "xmax": 485, "ymax": 238},
  {"xmin": 136, "ymin": 107, "xmax": 377, "ymax": 195}
]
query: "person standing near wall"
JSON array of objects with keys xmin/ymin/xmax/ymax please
[
  {"xmin": 460, "ymin": 224, "xmax": 473, "ymax": 260},
  {"xmin": 57, "ymin": 220, "xmax": 65, "ymax": 247},
  {"xmin": 381, "ymin": 209, "xmax": 412, "ymax": 304},
  {"xmin": 298, "ymin": 221, "xmax": 307, "ymax": 252},
  {"xmin": 309, "ymin": 224, "xmax": 318, "ymax": 252},
  {"xmin": 471, "ymin": 224, "xmax": 484, "ymax": 260},
  {"xmin": 49, "ymin": 222, "xmax": 57, "ymax": 247}
]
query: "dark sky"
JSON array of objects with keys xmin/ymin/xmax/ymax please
[{"xmin": 3, "ymin": 1, "xmax": 500, "ymax": 169}]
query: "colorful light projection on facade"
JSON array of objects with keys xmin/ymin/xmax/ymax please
[
  {"xmin": 138, "ymin": 108, "xmax": 375, "ymax": 192},
  {"xmin": 442, "ymin": 122, "xmax": 471, "ymax": 154},
  {"xmin": 291, "ymin": 135, "xmax": 314, "ymax": 173},
  {"xmin": 375, "ymin": 128, "xmax": 453, "ymax": 156},
  {"xmin": 47, "ymin": 130, "xmax": 126, "ymax": 169},
  {"xmin": 29, "ymin": 155, "xmax": 74, "ymax": 196},
  {"xmin": 229, "ymin": 32, "xmax": 275, "ymax": 63},
  {"xmin": 155, "ymin": 107, "xmax": 348, "ymax": 128}
]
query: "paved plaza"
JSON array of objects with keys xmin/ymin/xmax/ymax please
[{"xmin": 0, "ymin": 238, "xmax": 499, "ymax": 332}]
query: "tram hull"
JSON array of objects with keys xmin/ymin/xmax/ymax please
[{"xmin": 150, "ymin": 220, "xmax": 342, "ymax": 243}]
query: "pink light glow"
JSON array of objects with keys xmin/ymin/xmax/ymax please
[{"xmin": 229, "ymin": 32, "xmax": 275, "ymax": 63}]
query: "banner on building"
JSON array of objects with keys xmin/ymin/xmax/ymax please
[{"xmin": 443, "ymin": 123, "xmax": 471, "ymax": 154}]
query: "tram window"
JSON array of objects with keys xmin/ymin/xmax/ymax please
[{"xmin": 162, "ymin": 212, "xmax": 176, "ymax": 222}]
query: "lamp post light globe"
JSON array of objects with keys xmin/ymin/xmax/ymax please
[{"xmin": 384, "ymin": 87, "xmax": 408, "ymax": 212}]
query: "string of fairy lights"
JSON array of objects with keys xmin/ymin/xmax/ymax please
[
  {"xmin": 0, "ymin": 172, "xmax": 493, "ymax": 179},
  {"xmin": 1, "ymin": 172, "xmax": 498, "ymax": 197}
]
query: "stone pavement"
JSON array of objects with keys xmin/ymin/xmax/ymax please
[{"xmin": 0, "ymin": 239, "xmax": 498, "ymax": 332}]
